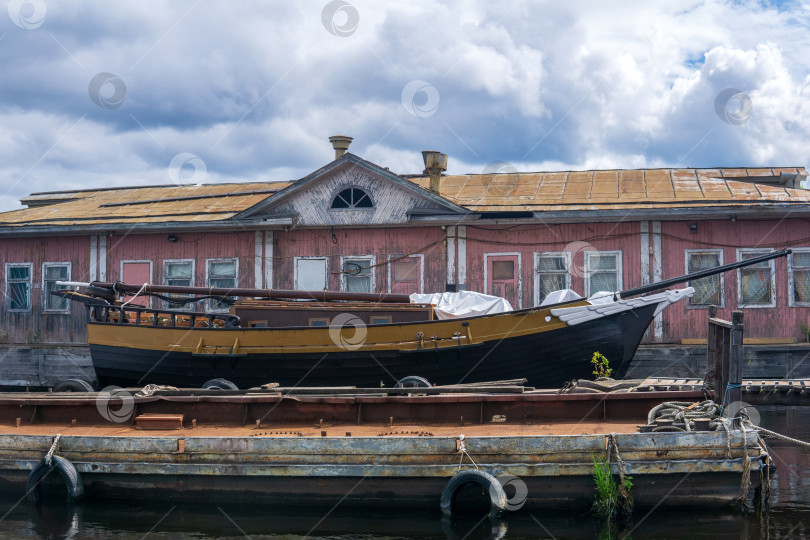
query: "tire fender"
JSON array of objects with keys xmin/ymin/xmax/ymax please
[
  {"xmin": 26, "ymin": 456, "xmax": 84, "ymax": 503},
  {"xmin": 440, "ymin": 469, "xmax": 507, "ymax": 518}
]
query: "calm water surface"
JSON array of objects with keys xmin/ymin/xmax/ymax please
[{"xmin": 1, "ymin": 405, "xmax": 808, "ymax": 539}]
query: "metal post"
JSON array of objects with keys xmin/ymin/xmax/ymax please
[
  {"xmin": 706, "ymin": 305, "xmax": 720, "ymax": 399},
  {"xmin": 729, "ymin": 311, "xmax": 744, "ymax": 409}
]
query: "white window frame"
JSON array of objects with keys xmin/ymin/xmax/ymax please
[
  {"xmin": 340, "ymin": 255, "xmax": 376, "ymax": 293},
  {"xmin": 789, "ymin": 248, "xmax": 810, "ymax": 307},
  {"xmin": 685, "ymin": 249, "xmax": 725, "ymax": 309},
  {"xmin": 483, "ymin": 252, "xmax": 522, "ymax": 309},
  {"xmin": 294, "ymin": 256, "xmax": 329, "ymax": 291},
  {"xmin": 736, "ymin": 248, "xmax": 776, "ymax": 309},
  {"xmin": 387, "ymin": 254, "xmax": 425, "ymax": 294},
  {"xmin": 584, "ymin": 250, "xmax": 622, "ymax": 298},
  {"xmin": 205, "ymin": 258, "xmax": 239, "ymax": 312},
  {"xmin": 42, "ymin": 262, "xmax": 72, "ymax": 313},
  {"xmin": 163, "ymin": 259, "xmax": 196, "ymax": 311},
  {"xmin": 120, "ymin": 259, "xmax": 154, "ymax": 309},
  {"xmin": 5, "ymin": 262, "xmax": 33, "ymax": 312},
  {"xmin": 533, "ymin": 251, "xmax": 572, "ymax": 306}
]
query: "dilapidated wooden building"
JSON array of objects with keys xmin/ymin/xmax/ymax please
[{"xmin": 1, "ymin": 138, "xmax": 809, "ymax": 384}]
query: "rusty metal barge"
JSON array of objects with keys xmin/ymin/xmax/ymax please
[{"xmin": 0, "ymin": 383, "xmax": 770, "ymax": 514}]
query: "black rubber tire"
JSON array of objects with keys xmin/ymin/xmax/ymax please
[
  {"xmin": 53, "ymin": 379, "xmax": 94, "ymax": 393},
  {"xmin": 395, "ymin": 376, "xmax": 432, "ymax": 388},
  {"xmin": 440, "ymin": 469, "xmax": 507, "ymax": 518},
  {"xmin": 26, "ymin": 456, "xmax": 84, "ymax": 503},
  {"xmin": 202, "ymin": 378, "xmax": 239, "ymax": 391}
]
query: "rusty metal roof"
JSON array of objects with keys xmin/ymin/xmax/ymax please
[
  {"xmin": 1, "ymin": 182, "xmax": 292, "ymax": 227},
  {"xmin": 0, "ymin": 166, "xmax": 808, "ymax": 230},
  {"xmin": 405, "ymin": 167, "xmax": 810, "ymax": 211}
]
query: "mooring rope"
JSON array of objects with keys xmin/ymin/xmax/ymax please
[
  {"xmin": 121, "ymin": 282, "xmax": 149, "ymax": 308},
  {"xmin": 456, "ymin": 435, "xmax": 479, "ymax": 471},
  {"xmin": 738, "ymin": 422, "xmax": 752, "ymax": 511},
  {"xmin": 44, "ymin": 434, "xmax": 61, "ymax": 467},
  {"xmin": 135, "ymin": 384, "xmax": 180, "ymax": 397},
  {"xmin": 742, "ymin": 420, "xmax": 810, "ymax": 449}
]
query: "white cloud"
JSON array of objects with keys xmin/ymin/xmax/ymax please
[{"xmin": 0, "ymin": 0, "xmax": 809, "ymax": 211}]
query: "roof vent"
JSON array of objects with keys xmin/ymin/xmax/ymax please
[
  {"xmin": 329, "ymin": 135, "xmax": 353, "ymax": 160},
  {"xmin": 421, "ymin": 151, "xmax": 448, "ymax": 195}
]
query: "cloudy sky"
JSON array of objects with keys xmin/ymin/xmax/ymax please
[{"xmin": 0, "ymin": 0, "xmax": 808, "ymax": 211}]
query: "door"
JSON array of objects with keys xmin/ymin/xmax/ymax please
[
  {"xmin": 486, "ymin": 254, "xmax": 520, "ymax": 308},
  {"xmin": 121, "ymin": 261, "xmax": 151, "ymax": 307},
  {"xmin": 295, "ymin": 258, "xmax": 328, "ymax": 291},
  {"xmin": 389, "ymin": 255, "xmax": 423, "ymax": 295}
]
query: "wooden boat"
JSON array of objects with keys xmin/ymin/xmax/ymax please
[{"xmin": 56, "ymin": 250, "xmax": 790, "ymax": 389}]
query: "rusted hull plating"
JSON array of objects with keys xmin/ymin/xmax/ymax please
[{"xmin": 0, "ymin": 430, "xmax": 764, "ymax": 510}]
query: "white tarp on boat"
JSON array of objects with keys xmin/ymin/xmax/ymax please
[
  {"xmin": 539, "ymin": 289, "xmax": 583, "ymax": 306},
  {"xmin": 410, "ymin": 291, "xmax": 513, "ymax": 319}
]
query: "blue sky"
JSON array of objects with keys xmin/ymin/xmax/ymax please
[{"xmin": 0, "ymin": 0, "xmax": 809, "ymax": 211}]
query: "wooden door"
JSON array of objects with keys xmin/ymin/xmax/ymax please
[
  {"xmin": 487, "ymin": 254, "xmax": 520, "ymax": 308},
  {"xmin": 121, "ymin": 261, "xmax": 151, "ymax": 307},
  {"xmin": 389, "ymin": 255, "xmax": 422, "ymax": 295}
]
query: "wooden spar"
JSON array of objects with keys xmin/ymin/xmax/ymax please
[
  {"xmin": 617, "ymin": 248, "xmax": 791, "ymax": 299},
  {"xmin": 85, "ymin": 281, "xmax": 412, "ymax": 304}
]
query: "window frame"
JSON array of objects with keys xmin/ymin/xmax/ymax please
[
  {"xmin": 387, "ymin": 254, "xmax": 425, "ymax": 294},
  {"xmin": 163, "ymin": 259, "xmax": 196, "ymax": 311},
  {"xmin": 329, "ymin": 186, "xmax": 374, "ymax": 211},
  {"xmin": 788, "ymin": 248, "xmax": 810, "ymax": 307},
  {"xmin": 684, "ymin": 249, "xmax": 725, "ymax": 309},
  {"xmin": 205, "ymin": 258, "xmax": 239, "ymax": 312},
  {"xmin": 736, "ymin": 248, "xmax": 776, "ymax": 309},
  {"xmin": 533, "ymin": 251, "xmax": 572, "ymax": 306},
  {"xmin": 5, "ymin": 262, "xmax": 33, "ymax": 313},
  {"xmin": 42, "ymin": 262, "xmax": 72, "ymax": 313},
  {"xmin": 340, "ymin": 255, "xmax": 376, "ymax": 293},
  {"xmin": 584, "ymin": 250, "xmax": 622, "ymax": 298},
  {"xmin": 294, "ymin": 256, "xmax": 329, "ymax": 291}
]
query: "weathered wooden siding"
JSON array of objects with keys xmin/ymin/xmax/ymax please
[
  {"xmin": 273, "ymin": 227, "xmax": 446, "ymax": 293},
  {"xmin": 659, "ymin": 219, "xmax": 810, "ymax": 342},
  {"xmin": 257, "ymin": 163, "xmax": 451, "ymax": 226},
  {"xmin": 0, "ymin": 236, "xmax": 89, "ymax": 344},
  {"xmin": 463, "ymin": 222, "xmax": 643, "ymax": 310}
]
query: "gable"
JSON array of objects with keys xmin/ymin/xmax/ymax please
[{"xmin": 248, "ymin": 160, "xmax": 462, "ymax": 227}]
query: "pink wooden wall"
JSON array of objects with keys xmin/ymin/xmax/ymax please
[
  {"xmin": 659, "ymin": 220, "xmax": 810, "ymax": 341},
  {"xmin": 0, "ymin": 236, "xmax": 90, "ymax": 344},
  {"xmin": 273, "ymin": 227, "xmax": 446, "ymax": 293}
]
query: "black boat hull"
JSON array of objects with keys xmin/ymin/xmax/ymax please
[{"xmin": 90, "ymin": 303, "xmax": 658, "ymax": 389}]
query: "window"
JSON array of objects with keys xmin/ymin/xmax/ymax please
[
  {"xmin": 295, "ymin": 257, "xmax": 328, "ymax": 291},
  {"xmin": 791, "ymin": 250, "xmax": 810, "ymax": 307},
  {"xmin": 737, "ymin": 249, "xmax": 775, "ymax": 307},
  {"xmin": 330, "ymin": 187, "xmax": 373, "ymax": 209},
  {"xmin": 341, "ymin": 256, "xmax": 375, "ymax": 293},
  {"xmin": 393, "ymin": 259, "xmax": 418, "ymax": 283},
  {"xmin": 370, "ymin": 316, "xmax": 392, "ymax": 325},
  {"xmin": 535, "ymin": 252, "xmax": 571, "ymax": 305},
  {"xmin": 585, "ymin": 251, "xmax": 622, "ymax": 297},
  {"xmin": 43, "ymin": 263, "xmax": 71, "ymax": 312},
  {"xmin": 6, "ymin": 263, "xmax": 32, "ymax": 311},
  {"xmin": 686, "ymin": 250, "xmax": 723, "ymax": 307},
  {"xmin": 308, "ymin": 318, "xmax": 330, "ymax": 327},
  {"xmin": 164, "ymin": 260, "xmax": 194, "ymax": 311},
  {"xmin": 207, "ymin": 259, "xmax": 237, "ymax": 311}
]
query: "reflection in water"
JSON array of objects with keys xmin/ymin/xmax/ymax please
[{"xmin": 0, "ymin": 405, "xmax": 806, "ymax": 539}]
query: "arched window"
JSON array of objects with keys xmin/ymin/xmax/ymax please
[{"xmin": 331, "ymin": 187, "xmax": 373, "ymax": 209}]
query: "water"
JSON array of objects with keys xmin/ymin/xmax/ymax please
[{"xmin": 1, "ymin": 405, "xmax": 808, "ymax": 539}]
